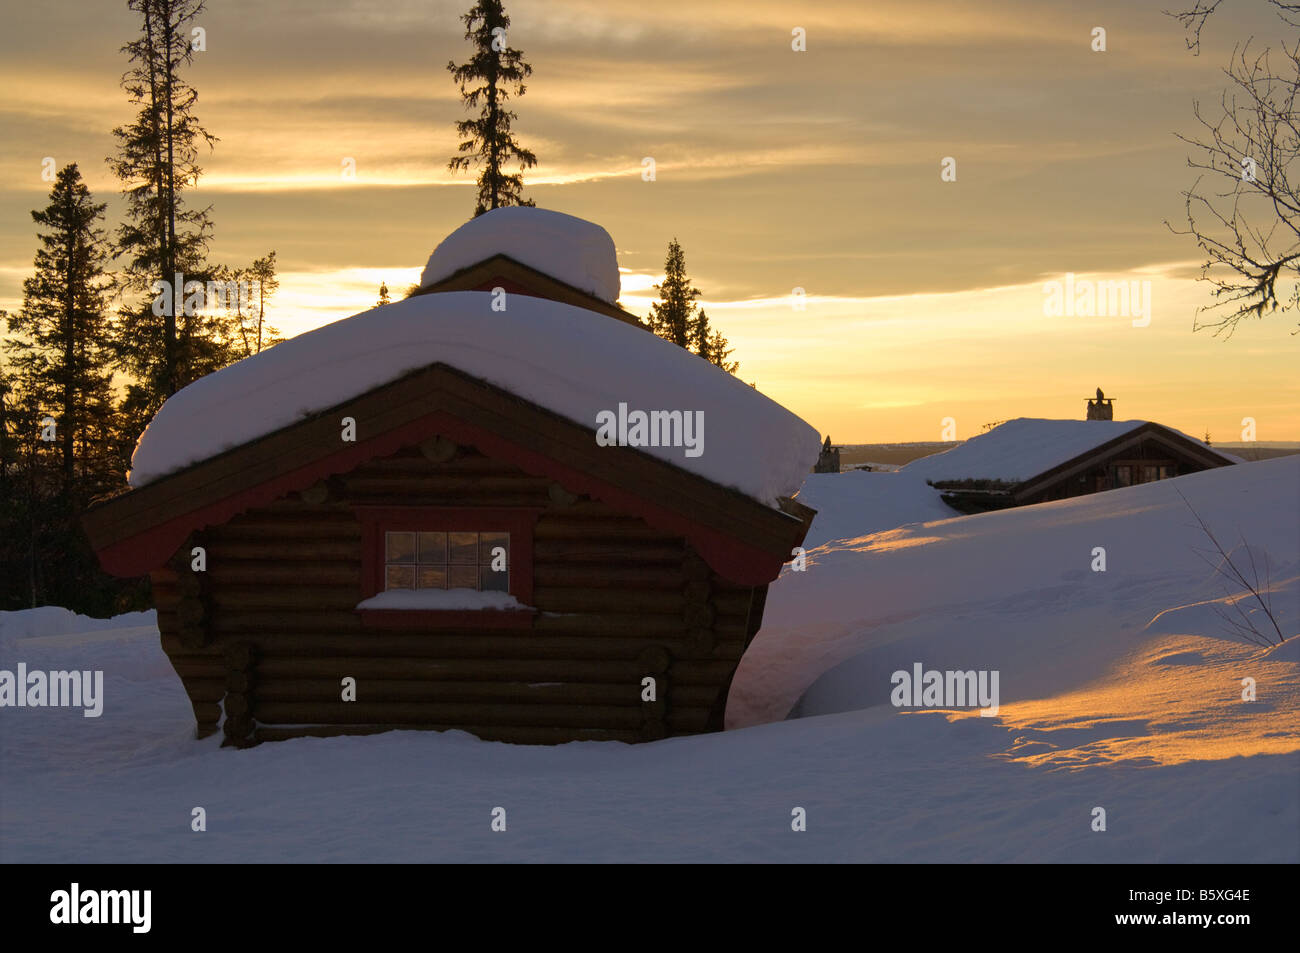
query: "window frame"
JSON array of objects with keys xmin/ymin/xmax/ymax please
[{"xmin": 356, "ymin": 506, "xmax": 542, "ymax": 628}]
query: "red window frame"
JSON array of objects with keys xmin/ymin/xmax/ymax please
[{"xmin": 355, "ymin": 506, "xmax": 541, "ymax": 628}]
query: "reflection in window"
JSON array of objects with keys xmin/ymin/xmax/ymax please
[{"xmin": 385, "ymin": 530, "xmax": 509, "ymax": 591}]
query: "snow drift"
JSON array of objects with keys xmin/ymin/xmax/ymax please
[{"xmin": 419, "ymin": 207, "xmax": 621, "ymax": 304}]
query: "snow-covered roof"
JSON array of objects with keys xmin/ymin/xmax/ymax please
[
  {"xmin": 128, "ymin": 291, "xmax": 822, "ymax": 507},
  {"xmin": 419, "ymin": 207, "xmax": 621, "ymax": 304},
  {"xmin": 901, "ymin": 417, "xmax": 1238, "ymax": 484}
]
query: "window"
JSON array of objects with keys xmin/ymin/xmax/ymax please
[
  {"xmin": 1113, "ymin": 465, "xmax": 1133, "ymax": 487},
  {"xmin": 384, "ymin": 530, "xmax": 510, "ymax": 593},
  {"xmin": 356, "ymin": 507, "xmax": 541, "ymax": 627}
]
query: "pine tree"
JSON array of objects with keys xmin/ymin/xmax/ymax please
[
  {"xmin": 377, "ymin": 281, "xmax": 391, "ymax": 306},
  {"xmin": 649, "ymin": 239, "xmax": 740, "ymax": 374},
  {"xmin": 648, "ymin": 239, "xmax": 700, "ymax": 348},
  {"xmin": 692, "ymin": 308, "xmax": 739, "ymax": 374},
  {"xmin": 0, "ymin": 166, "xmax": 142, "ymax": 614},
  {"xmin": 447, "ymin": 0, "xmax": 537, "ymax": 216},
  {"xmin": 109, "ymin": 0, "xmax": 222, "ymax": 413},
  {"xmin": 246, "ymin": 251, "xmax": 280, "ymax": 353},
  {"xmin": 3, "ymin": 164, "xmax": 117, "ymax": 502}
]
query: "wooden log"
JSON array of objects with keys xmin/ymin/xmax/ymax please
[
  {"xmin": 636, "ymin": 646, "xmax": 672, "ymax": 674},
  {"xmin": 184, "ymin": 677, "xmax": 227, "ymax": 702},
  {"xmin": 226, "ymin": 670, "xmax": 254, "ymax": 693},
  {"xmin": 207, "ymin": 564, "xmax": 362, "ymax": 587},
  {"xmin": 670, "ymin": 684, "xmax": 722, "ymax": 707},
  {"xmin": 251, "ymin": 701, "xmax": 644, "ymax": 729},
  {"xmin": 683, "ymin": 603, "xmax": 715, "ymax": 629},
  {"xmin": 165, "ymin": 631, "xmax": 744, "ymax": 660},
  {"xmin": 531, "ymin": 613, "xmax": 685, "ymax": 637},
  {"xmin": 341, "ymin": 475, "xmax": 551, "ymax": 494},
  {"xmin": 176, "ymin": 571, "xmax": 203, "ymax": 597},
  {"xmin": 254, "ymin": 679, "xmax": 645, "ymax": 706},
  {"xmin": 666, "ymin": 660, "xmax": 736, "ymax": 684},
  {"xmin": 178, "ymin": 624, "xmax": 208, "ymax": 650},
  {"xmin": 221, "ymin": 509, "xmax": 360, "ymax": 529},
  {"xmin": 344, "ymin": 492, "xmax": 548, "ymax": 508},
  {"xmin": 533, "ymin": 517, "xmax": 675, "ymax": 541},
  {"xmin": 667, "ymin": 707, "xmax": 713, "ymax": 732},
  {"xmin": 255, "ymin": 657, "xmax": 650, "ymax": 682},
  {"xmin": 252, "ymin": 724, "xmax": 644, "ymax": 745},
  {"xmin": 176, "ymin": 597, "xmax": 206, "ymax": 628},
  {"xmin": 170, "ymin": 657, "xmax": 228, "ymax": 678},
  {"xmin": 224, "ymin": 692, "xmax": 250, "ymax": 717},
  {"xmin": 534, "ymin": 540, "xmax": 683, "ymax": 563},
  {"xmin": 209, "ymin": 611, "xmax": 362, "ymax": 634},
  {"xmin": 533, "ymin": 565, "xmax": 683, "ymax": 589},
  {"xmin": 203, "ymin": 540, "xmax": 360, "ymax": 561},
  {"xmin": 210, "ymin": 587, "xmax": 363, "ymax": 611},
  {"xmin": 225, "ymin": 641, "xmax": 256, "ymax": 670},
  {"xmin": 531, "ymin": 588, "xmax": 684, "ymax": 615},
  {"xmin": 223, "ymin": 714, "xmax": 255, "ymax": 739},
  {"xmin": 191, "ymin": 700, "xmax": 221, "ymax": 724}
]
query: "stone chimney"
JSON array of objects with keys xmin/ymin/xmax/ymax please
[
  {"xmin": 1086, "ymin": 387, "xmax": 1114, "ymax": 421},
  {"xmin": 814, "ymin": 435, "xmax": 841, "ymax": 473}
]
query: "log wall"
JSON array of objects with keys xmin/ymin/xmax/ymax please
[{"xmin": 152, "ymin": 444, "xmax": 768, "ymax": 746}]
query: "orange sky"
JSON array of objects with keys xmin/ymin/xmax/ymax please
[{"xmin": 1, "ymin": 0, "xmax": 1296, "ymax": 441}]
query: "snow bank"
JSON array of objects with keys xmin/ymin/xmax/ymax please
[
  {"xmin": 902, "ymin": 417, "xmax": 1240, "ymax": 484},
  {"xmin": 128, "ymin": 291, "xmax": 822, "ymax": 507},
  {"xmin": 793, "ymin": 470, "xmax": 960, "ymax": 548},
  {"xmin": 419, "ymin": 207, "xmax": 620, "ymax": 304},
  {"xmin": 733, "ymin": 455, "xmax": 1299, "ymax": 729}
]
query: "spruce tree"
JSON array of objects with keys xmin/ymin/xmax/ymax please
[
  {"xmin": 3, "ymin": 164, "xmax": 117, "ymax": 502},
  {"xmin": 0, "ymin": 166, "xmax": 141, "ymax": 613},
  {"xmin": 447, "ymin": 0, "xmax": 537, "ymax": 216},
  {"xmin": 109, "ymin": 0, "xmax": 222, "ymax": 415},
  {"xmin": 649, "ymin": 239, "xmax": 740, "ymax": 374},
  {"xmin": 649, "ymin": 238, "xmax": 701, "ymax": 348},
  {"xmin": 377, "ymin": 281, "xmax": 391, "ymax": 306},
  {"xmin": 692, "ymin": 308, "xmax": 740, "ymax": 374}
]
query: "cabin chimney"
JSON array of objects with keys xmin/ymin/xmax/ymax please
[{"xmin": 1086, "ymin": 387, "xmax": 1114, "ymax": 421}]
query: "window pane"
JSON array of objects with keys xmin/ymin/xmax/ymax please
[
  {"xmin": 1142, "ymin": 466, "xmax": 1159, "ymax": 483},
  {"xmin": 417, "ymin": 566, "xmax": 447, "ymax": 590},
  {"xmin": 480, "ymin": 532, "xmax": 509, "ymax": 566},
  {"xmin": 386, "ymin": 566, "xmax": 415, "ymax": 590},
  {"xmin": 449, "ymin": 532, "xmax": 478, "ymax": 564},
  {"xmin": 449, "ymin": 564, "xmax": 479, "ymax": 589},
  {"xmin": 418, "ymin": 532, "xmax": 446, "ymax": 564},
  {"xmin": 386, "ymin": 532, "xmax": 416, "ymax": 564},
  {"xmin": 481, "ymin": 567, "xmax": 509, "ymax": 592},
  {"xmin": 1114, "ymin": 466, "xmax": 1132, "ymax": 487}
]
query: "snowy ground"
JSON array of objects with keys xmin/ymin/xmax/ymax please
[{"xmin": 1, "ymin": 460, "xmax": 1296, "ymax": 863}]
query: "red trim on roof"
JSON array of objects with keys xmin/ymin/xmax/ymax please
[{"xmin": 95, "ymin": 411, "xmax": 794, "ymax": 586}]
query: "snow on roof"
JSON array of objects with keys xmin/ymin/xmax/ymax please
[
  {"xmin": 901, "ymin": 417, "xmax": 1237, "ymax": 484},
  {"xmin": 127, "ymin": 291, "xmax": 822, "ymax": 507},
  {"xmin": 419, "ymin": 207, "xmax": 621, "ymax": 304}
]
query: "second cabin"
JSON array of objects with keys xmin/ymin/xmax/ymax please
[{"xmin": 84, "ymin": 208, "xmax": 821, "ymax": 747}]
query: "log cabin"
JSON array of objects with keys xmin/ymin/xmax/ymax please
[
  {"xmin": 84, "ymin": 208, "xmax": 821, "ymax": 747},
  {"xmin": 903, "ymin": 401, "xmax": 1240, "ymax": 513}
]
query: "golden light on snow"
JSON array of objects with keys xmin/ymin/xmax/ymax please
[{"xmin": 949, "ymin": 629, "xmax": 1300, "ymax": 768}]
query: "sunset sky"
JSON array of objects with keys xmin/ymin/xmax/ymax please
[{"xmin": 1, "ymin": 0, "xmax": 1296, "ymax": 442}]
